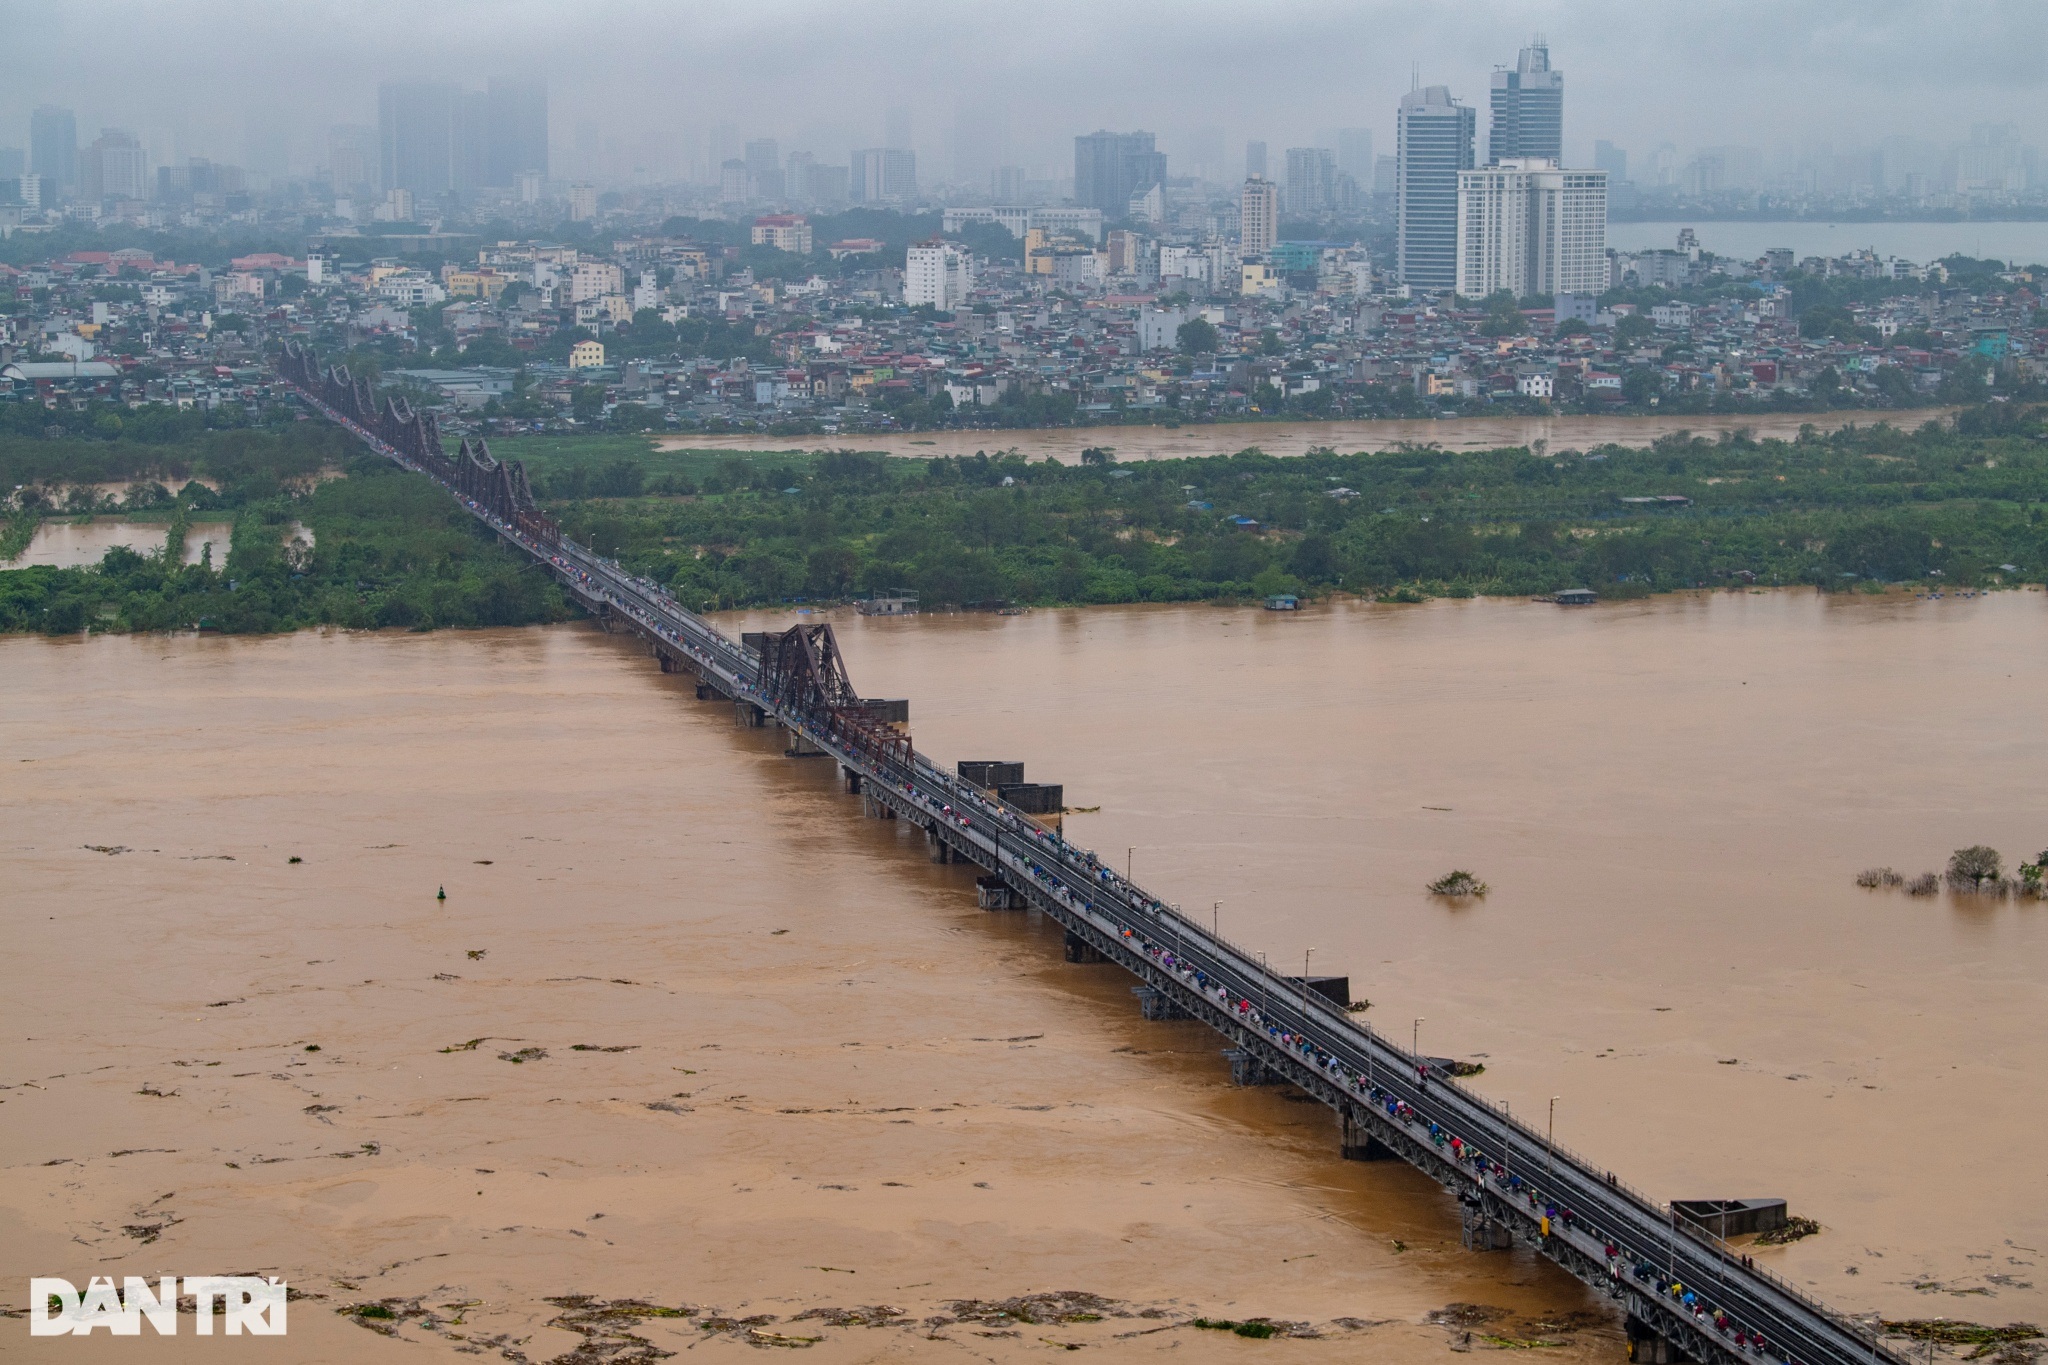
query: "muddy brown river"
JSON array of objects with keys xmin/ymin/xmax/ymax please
[
  {"xmin": 4, "ymin": 589, "xmax": 2042, "ymax": 1360},
  {"xmin": 657, "ymin": 409, "xmax": 1957, "ymax": 463}
]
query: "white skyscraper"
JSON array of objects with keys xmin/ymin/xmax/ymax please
[
  {"xmin": 1397, "ymin": 85, "xmax": 1476, "ymax": 290},
  {"xmin": 1239, "ymin": 176, "xmax": 1279, "ymax": 260},
  {"xmin": 1453, "ymin": 159, "xmax": 1607, "ymax": 299}
]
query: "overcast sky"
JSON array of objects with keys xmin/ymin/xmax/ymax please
[{"xmin": 5, "ymin": 0, "xmax": 2045, "ymax": 181}]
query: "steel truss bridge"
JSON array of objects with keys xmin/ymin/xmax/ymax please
[{"xmin": 277, "ymin": 343, "xmax": 1903, "ymax": 1365}]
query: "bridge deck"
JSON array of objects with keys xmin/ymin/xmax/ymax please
[{"xmin": 277, "ymin": 353, "xmax": 1903, "ymax": 1365}]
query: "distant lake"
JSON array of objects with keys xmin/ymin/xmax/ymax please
[{"xmin": 1609, "ymin": 219, "xmax": 2048, "ymax": 266}]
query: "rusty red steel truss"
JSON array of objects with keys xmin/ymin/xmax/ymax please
[
  {"xmin": 278, "ymin": 341, "xmax": 559, "ymax": 546},
  {"xmin": 749, "ymin": 623, "xmax": 913, "ymax": 770},
  {"xmin": 280, "ymin": 343, "xmax": 907, "ymax": 765}
]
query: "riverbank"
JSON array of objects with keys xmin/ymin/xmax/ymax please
[{"xmin": 655, "ymin": 407, "xmax": 1958, "ymax": 463}]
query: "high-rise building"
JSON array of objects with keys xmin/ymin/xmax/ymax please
[
  {"xmin": 1073, "ymin": 130, "xmax": 1165, "ymax": 217},
  {"xmin": 1336, "ymin": 128, "xmax": 1374, "ymax": 181},
  {"xmin": 1239, "ymin": 176, "xmax": 1278, "ymax": 261},
  {"xmin": 850, "ymin": 148, "xmax": 916, "ymax": 203},
  {"xmin": 1489, "ymin": 39, "xmax": 1563, "ymax": 165},
  {"xmin": 30, "ymin": 106, "xmax": 77, "ymax": 193},
  {"xmin": 454, "ymin": 90, "xmax": 489, "ymax": 193},
  {"xmin": 379, "ymin": 82, "xmax": 457, "ymax": 196},
  {"xmin": 1245, "ymin": 140, "xmax": 1267, "ymax": 179},
  {"xmin": 885, "ymin": 106, "xmax": 913, "ymax": 155},
  {"xmin": 991, "ymin": 165, "xmax": 1026, "ymax": 201},
  {"xmin": 1593, "ymin": 139, "xmax": 1627, "ymax": 183},
  {"xmin": 1453, "ymin": 159, "xmax": 1606, "ymax": 299},
  {"xmin": 904, "ymin": 241, "xmax": 973, "ymax": 310},
  {"xmin": 1396, "ymin": 85, "xmax": 1475, "ymax": 290},
  {"xmin": 745, "ymin": 138, "xmax": 783, "ymax": 200},
  {"xmin": 1285, "ymin": 147, "xmax": 1337, "ymax": 216},
  {"xmin": 486, "ymin": 77, "xmax": 548, "ymax": 186},
  {"xmin": 81, "ymin": 129, "xmax": 148, "ymax": 201},
  {"xmin": 719, "ymin": 160, "xmax": 752, "ymax": 203},
  {"xmin": 808, "ymin": 163, "xmax": 850, "ymax": 204},
  {"xmin": 784, "ymin": 150, "xmax": 816, "ymax": 203},
  {"xmin": 0, "ymin": 147, "xmax": 25, "ymax": 181},
  {"xmin": 328, "ymin": 126, "xmax": 375, "ymax": 194}
]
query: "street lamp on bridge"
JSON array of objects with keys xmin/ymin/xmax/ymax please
[{"xmin": 1547, "ymin": 1095, "xmax": 1560, "ymax": 1193}]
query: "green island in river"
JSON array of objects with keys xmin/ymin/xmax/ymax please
[{"xmin": 5, "ymin": 396, "xmax": 2048, "ymax": 635}]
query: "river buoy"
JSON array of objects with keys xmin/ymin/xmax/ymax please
[{"xmin": 437, "ymin": 886, "xmax": 446, "ymax": 901}]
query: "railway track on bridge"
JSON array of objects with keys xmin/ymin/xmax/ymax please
[{"xmin": 277, "ymin": 343, "xmax": 1906, "ymax": 1365}]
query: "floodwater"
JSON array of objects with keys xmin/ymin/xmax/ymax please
[
  {"xmin": 9, "ymin": 517, "xmax": 235, "ymax": 569},
  {"xmin": 4, "ymin": 592, "xmax": 2041, "ymax": 1361},
  {"xmin": 657, "ymin": 409, "xmax": 1955, "ymax": 464},
  {"xmin": 729, "ymin": 590, "xmax": 2048, "ymax": 1326},
  {"xmin": 2, "ymin": 626, "xmax": 1617, "ymax": 1364}
]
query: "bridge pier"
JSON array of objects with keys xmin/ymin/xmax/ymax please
[
  {"xmin": 1459, "ymin": 1191, "xmax": 1516, "ymax": 1251},
  {"xmin": 1625, "ymin": 1317, "xmax": 1690, "ymax": 1365},
  {"xmin": 976, "ymin": 876, "xmax": 1022, "ymax": 909},
  {"xmin": 1062, "ymin": 930, "xmax": 1106, "ymax": 963},
  {"xmin": 1339, "ymin": 1108, "xmax": 1399, "ymax": 1161},
  {"xmin": 840, "ymin": 765, "xmax": 863, "ymax": 794},
  {"xmin": 781, "ymin": 725, "xmax": 828, "ymax": 757},
  {"xmin": 735, "ymin": 701, "xmax": 766, "ymax": 728},
  {"xmin": 861, "ymin": 794, "xmax": 895, "ymax": 820},
  {"xmin": 1224, "ymin": 1048, "xmax": 1279, "ymax": 1085},
  {"xmin": 927, "ymin": 828, "xmax": 959, "ymax": 863},
  {"xmin": 1133, "ymin": 985, "xmax": 1192, "ymax": 1020}
]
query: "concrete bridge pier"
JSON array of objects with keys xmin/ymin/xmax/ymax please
[
  {"xmin": 1062, "ymin": 930, "xmax": 1106, "ymax": 963},
  {"xmin": 976, "ymin": 876, "xmax": 1022, "ymax": 909},
  {"xmin": 1133, "ymin": 985, "xmax": 1192, "ymax": 1020},
  {"xmin": 781, "ymin": 725, "xmax": 828, "ymax": 757},
  {"xmin": 1224, "ymin": 1048, "xmax": 1279, "ymax": 1086},
  {"xmin": 840, "ymin": 765, "xmax": 863, "ymax": 794},
  {"xmin": 927, "ymin": 828, "xmax": 960, "ymax": 863},
  {"xmin": 695, "ymin": 680, "xmax": 723, "ymax": 700},
  {"xmin": 735, "ymin": 701, "xmax": 766, "ymax": 728},
  {"xmin": 1339, "ymin": 1108, "xmax": 1399, "ymax": 1161},
  {"xmin": 1459, "ymin": 1191, "xmax": 1516, "ymax": 1251},
  {"xmin": 1625, "ymin": 1317, "xmax": 1690, "ymax": 1364},
  {"xmin": 861, "ymin": 793, "xmax": 895, "ymax": 820}
]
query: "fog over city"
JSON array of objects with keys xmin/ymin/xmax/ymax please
[{"xmin": 6, "ymin": 0, "xmax": 2048, "ymax": 185}]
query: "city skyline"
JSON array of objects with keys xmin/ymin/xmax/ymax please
[{"xmin": 6, "ymin": 0, "xmax": 2048, "ymax": 189}]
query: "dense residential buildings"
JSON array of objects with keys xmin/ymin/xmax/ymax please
[
  {"xmin": 1397, "ymin": 85, "xmax": 1476, "ymax": 289},
  {"xmin": 1454, "ymin": 160, "xmax": 1608, "ymax": 298},
  {"xmin": 1489, "ymin": 39, "xmax": 1564, "ymax": 164}
]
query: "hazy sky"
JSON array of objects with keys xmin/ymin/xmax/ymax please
[{"xmin": 5, "ymin": 0, "xmax": 2046, "ymax": 180}]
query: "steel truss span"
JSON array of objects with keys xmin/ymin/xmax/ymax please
[{"xmin": 275, "ymin": 343, "xmax": 1903, "ymax": 1365}]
